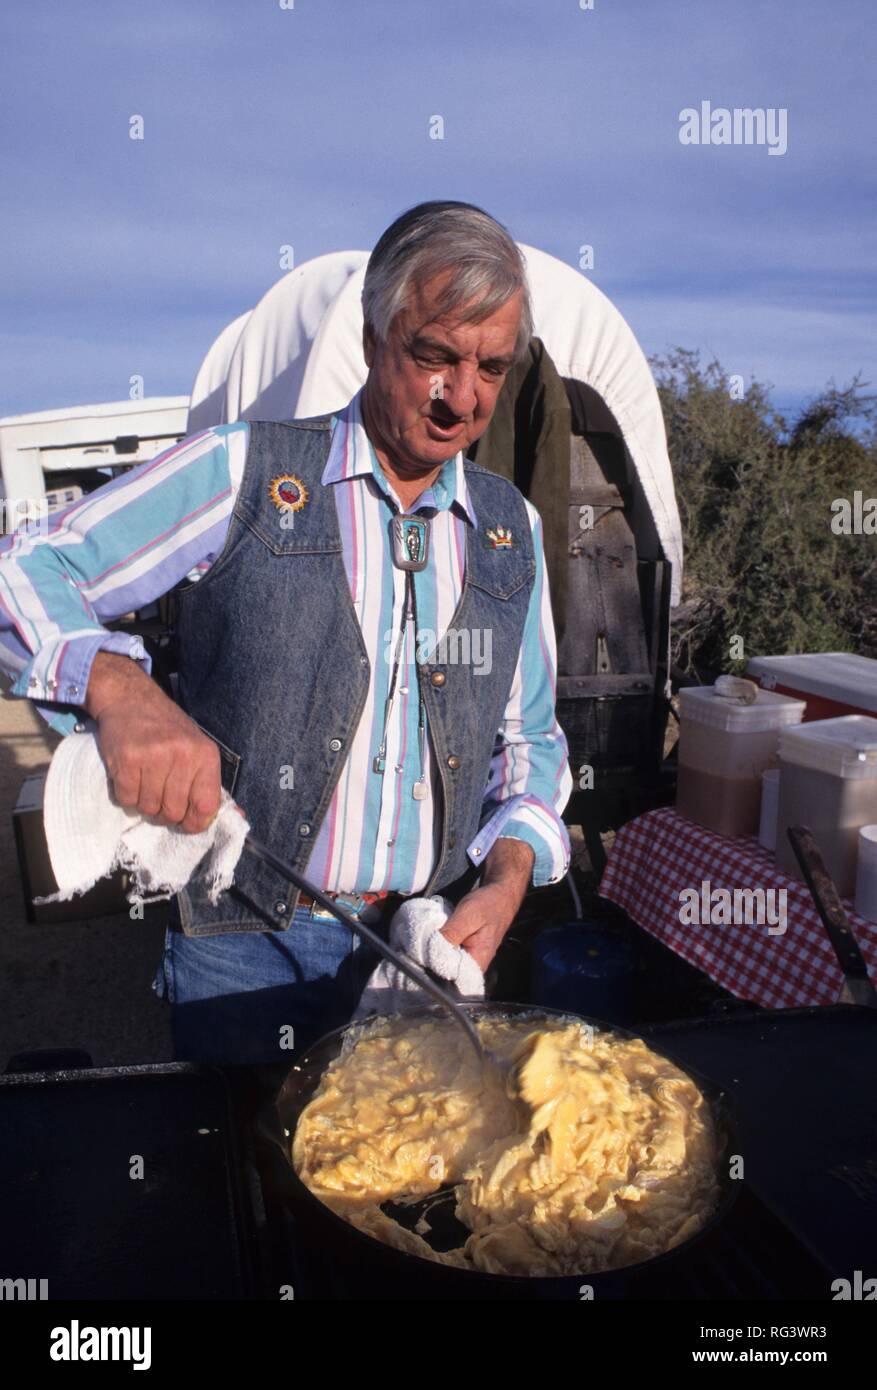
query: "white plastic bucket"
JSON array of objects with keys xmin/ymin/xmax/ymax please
[{"xmin": 854, "ymin": 825, "xmax": 877, "ymax": 923}]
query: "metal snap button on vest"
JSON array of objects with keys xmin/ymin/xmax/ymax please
[
  {"xmin": 329, "ymin": 738, "xmax": 342, "ymax": 752},
  {"xmin": 447, "ymin": 754, "xmax": 461, "ymax": 770},
  {"xmin": 299, "ymin": 822, "xmax": 311, "ymax": 836},
  {"xmin": 274, "ymin": 901, "xmax": 287, "ymax": 916},
  {"xmin": 430, "ymin": 670, "xmax": 446, "ymax": 687},
  {"xmin": 359, "ymin": 655, "xmax": 368, "ymax": 666}
]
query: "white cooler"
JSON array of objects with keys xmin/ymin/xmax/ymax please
[{"xmin": 746, "ymin": 653, "xmax": 877, "ymax": 722}]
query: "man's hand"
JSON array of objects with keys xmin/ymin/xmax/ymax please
[
  {"xmin": 85, "ymin": 652, "xmax": 222, "ymax": 833},
  {"xmin": 441, "ymin": 838, "xmax": 535, "ymax": 974}
]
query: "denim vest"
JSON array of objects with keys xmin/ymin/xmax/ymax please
[{"xmin": 172, "ymin": 415, "xmax": 535, "ymax": 935}]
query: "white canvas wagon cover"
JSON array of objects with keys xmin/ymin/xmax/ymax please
[{"xmin": 188, "ymin": 245, "xmax": 683, "ymax": 603}]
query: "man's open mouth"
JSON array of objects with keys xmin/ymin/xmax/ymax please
[{"xmin": 426, "ymin": 414, "xmax": 464, "ymax": 435}]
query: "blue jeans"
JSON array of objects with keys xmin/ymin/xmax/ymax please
[{"xmin": 153, "ymin": 904, "xmax": 385, "ymax": 1065}]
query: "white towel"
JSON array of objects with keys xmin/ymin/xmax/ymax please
[
  {"xmin": 36, "ymin": 726, "xmax": 250, "ymax": 908},
  {"xmin": 354, "ymin": 894, "xmax": 485, "ymax": 1019}
]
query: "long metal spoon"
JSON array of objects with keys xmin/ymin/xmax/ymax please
[{"xmin": 243, "ymin": 832, "xmax": 493, "ymax": 1067}]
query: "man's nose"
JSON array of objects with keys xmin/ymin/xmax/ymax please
[{"xmin": 440, "ymin": 362, "xmax": 479, "ymax": 418}]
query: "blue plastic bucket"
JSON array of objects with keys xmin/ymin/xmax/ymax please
[{"xmin": 529, "ymin": 922, "xmax": 638, "ymax": 1024}]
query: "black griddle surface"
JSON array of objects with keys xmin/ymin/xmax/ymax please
[
  {"xmin": 0, "ymin": 1063, "xmax": 256, "ymax": 1300},
  {"xmin": 646, "ymin": 1005, "xmax": 877, "ymax": 1276}
]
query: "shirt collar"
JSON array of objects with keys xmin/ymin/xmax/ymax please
[{"xmin": 322, "ymin": 387, "xmax": 478, "ymax": 526}]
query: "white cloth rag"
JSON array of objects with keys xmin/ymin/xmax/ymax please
[
  {"xmin": 36, "ymin": 728, "xmax": 250, "ymax": 907},
  {"xmin": 354, "ymin": 894, "xmax": 484, "ymax": 1019}
]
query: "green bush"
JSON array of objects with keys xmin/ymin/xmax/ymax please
[{"xmin": 652, "ymin": 349, "xmax": 877, "ymax": 677}]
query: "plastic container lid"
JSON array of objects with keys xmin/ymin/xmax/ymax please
[
  {"xmin": 746, "ymin": 653, "xmax": 877, "ymax": 714},
  {"xmin": 778, "ymin": 715, "xmax": 877, "ymax": 779},
  {"xmin": 678, "ymin": 684, "xmax": 806, "ymax": 733}
]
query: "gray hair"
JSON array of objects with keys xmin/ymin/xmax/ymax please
[{"xmin": 362, "ymin": 201, "xmax": 533, "ymax": 361}]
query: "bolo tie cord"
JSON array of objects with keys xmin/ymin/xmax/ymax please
[{"xmin": 372, "ymin": 570, "xmax": 428, "ymax": 799}]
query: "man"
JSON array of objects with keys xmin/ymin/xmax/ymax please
[{"xmin": 0, "ymin": 201, "xmax": 572, "ymax": 1063}]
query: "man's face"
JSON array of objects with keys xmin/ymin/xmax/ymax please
[{"xmin": 362, "ymin": 270, "xmax": 522, "ymax": 478}]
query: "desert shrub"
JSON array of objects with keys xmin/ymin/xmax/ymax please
[{"xmin": 652, "ymin": 350, "xmax": 877, "ymax": 677}]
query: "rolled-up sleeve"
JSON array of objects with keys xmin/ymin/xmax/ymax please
[
  {"xmin": 0, "ymin": 423, "xmax": 248, "ymax": 734},
  {"xmin": 466, "ymin": 503, "xmax": 573, "ymax": 886}
]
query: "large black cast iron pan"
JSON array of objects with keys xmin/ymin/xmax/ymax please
[{"xmin": 256, "ymin": 1002, "xmax": 738, "ymax": 1300}]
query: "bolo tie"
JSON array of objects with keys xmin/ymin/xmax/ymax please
[{"xmin": 372, "ymin": 513, "xmax": 431, "ymax": 801}]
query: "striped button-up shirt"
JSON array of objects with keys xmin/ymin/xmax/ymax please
[{"xmin": 0, "ymin": 390, "xmax": 572, "ymax": 891}]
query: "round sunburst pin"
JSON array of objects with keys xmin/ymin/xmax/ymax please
[{"xmin": 268, "ymin": 474, "xmax": 309, "ymax": 515}]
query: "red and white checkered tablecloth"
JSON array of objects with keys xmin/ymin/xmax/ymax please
[{"xmin": 599, "ymin": 806, "xmax": 877, "ymax": 1009}]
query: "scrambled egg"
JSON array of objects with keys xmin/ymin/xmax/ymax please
[{"xmin": 292, "ymin": 1014, "xmax": 720, "ymax": 1277}]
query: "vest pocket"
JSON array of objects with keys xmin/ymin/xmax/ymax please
[
  {"xmin": 466, "ymin": 557, "xmax": 535, "ymax": 600},
  {"xmin": 235, "ymin": 497, "xmax": 342, "ymax": 557}
]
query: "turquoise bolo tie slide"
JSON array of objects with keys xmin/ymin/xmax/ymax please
[{"xmin": 392, "ymin": 514, "xmax": 430, "ymax": 571}]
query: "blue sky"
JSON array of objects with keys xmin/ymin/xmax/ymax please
[{"xmin": 1, "ymin": 0, "xmax": 874, "ymax": 423}]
